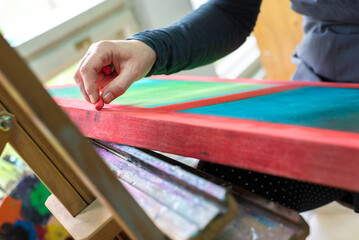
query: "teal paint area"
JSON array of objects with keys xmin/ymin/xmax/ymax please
[
  {"xmin": 47, "ymin": 78, "xmax": 272, "ymax": 108},
  {"xmin": 180, "ymin": 87, "xmax": 359, "ymax": 133}
]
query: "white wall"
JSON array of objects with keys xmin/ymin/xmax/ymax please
[
  {"xmin": 130, "ymin": 0, "xmax": 218, "ymax": 76},
  {"xmin": 131, "ymin": 0, "xmax": 193, "ymax": 29}
]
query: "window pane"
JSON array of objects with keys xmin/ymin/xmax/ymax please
[{"xmin": 0, "ymin": 0, "xmax": 104, "ymax": 46}]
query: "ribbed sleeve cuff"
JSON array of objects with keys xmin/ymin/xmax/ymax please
[{"xmin": 127, "ymin": 30, "xmax": 168, "ymax": 77}]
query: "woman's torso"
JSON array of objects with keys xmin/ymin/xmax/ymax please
[{"xmin": 290, "ymin": 0, "xmax": 359, "ymax": 82}]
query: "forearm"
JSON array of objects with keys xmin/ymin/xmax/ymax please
[{"xmin": 128, "ymin": 0, "xmax": 262, "ymax": 75}]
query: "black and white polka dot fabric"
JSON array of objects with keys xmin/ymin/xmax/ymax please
[{"xmin": 197, "ymin": 161, "xmax": 351, "ymax": 212}]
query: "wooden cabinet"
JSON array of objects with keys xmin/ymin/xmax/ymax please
[{"xmin": 254, "ymin": 0, "xmax": 303, "ymax": 80}]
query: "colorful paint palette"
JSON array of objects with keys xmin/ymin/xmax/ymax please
[{"xmin": 51, "ymin": 75, "xmax": 359, "ymax": 193}]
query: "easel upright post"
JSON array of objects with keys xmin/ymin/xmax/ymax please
[{"xmin": 0, "ymin": 34, "xmax": 166, "ymax": 240}]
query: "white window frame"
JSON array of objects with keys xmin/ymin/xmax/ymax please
[
  {"xmin": 14, "ymin": 0, "xmax": 139, "ymax": 82},
  {"xmin": 190, "ymin": 0, "xmax": 264, "ymax": 79}
]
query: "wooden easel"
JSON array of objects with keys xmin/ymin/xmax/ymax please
[{"xmin": 0, "ymin": 34, "xmax": 166, "ymax": 240}]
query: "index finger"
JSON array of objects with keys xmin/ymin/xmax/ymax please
[
  {"xmin": 73, "ymin": 54, "xmax": 91, "ymax": 102},
  {"xmin": 80, "ymin": 52, "xmax": 106, "ymax": 104}
]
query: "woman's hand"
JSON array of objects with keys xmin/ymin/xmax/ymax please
[{"xmin": 73, "ymin": 40, "xmax": 156, "ymax": 104}]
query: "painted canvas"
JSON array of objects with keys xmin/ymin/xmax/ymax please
[{"xmin": 50, "ymin": 75, "xmax": 359, "ymax": 193}]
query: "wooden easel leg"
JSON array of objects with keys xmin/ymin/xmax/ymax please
[
  {"xmin": 115, "ymin": 231, "xmax": 131, "ymax": 240},
  {"xmin": 46, "ymin": 194, "xmax": 122, "ymax": 240}
]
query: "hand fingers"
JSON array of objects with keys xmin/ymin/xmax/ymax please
[
  {"xmin": 80, "ymin": 52, "xmax": 104, "ymax": 103},
  {"xmin": 101, "ymin": 68, "xmax": 134, "ymax": 104},
  {"xmin": 74, "ymin": 51, "xmax": 89, "ymax": 78},
  {"xmin": 97, "ymin": 71, "xmax": 119, "ymax": 92},
  {"xmin": 76, "ymin": 76, "xmax": 91, "ymax": 103},
  {"xmin": 74, "ymin": 40, "xmax": 155, "ymax": 105},
  {"xmin": 75, "ymin": 42, "xmax": 113, "ymax": 104},
  {"xmin": 73, "ymin": 54, "xmax": 91, "ymax": 102}
]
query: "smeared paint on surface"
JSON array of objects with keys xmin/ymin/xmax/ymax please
[
  {"xmin": 48, "ymin": 78, "xmax": 272, "ymax": 108},
  {"xmin": 45, "ymin": 216, "xmax": 73, "ymax": 240},
  {"xmin": 93, "ymin": 141, "xmax": 308, "ymax": 240},
  {"xmin": 0, "ymin": 195, "xmax": 23, "ymax": 225},
  {"xmin": 91, "ymin": 140, "xmax": 238, "ymax": 239},
  {"xmin": 251, "ymin": 227, "xmax": 258, "ymax": 240},
  {"xmin": 121, "ymin": 180, "xmax": 198, "ymax": 240},
  {"xmin": 239, "ymin": 194, "xmax": 300, "ymax": 223},
  {"xmin": 245, "ymin": 209, "xmax": 278, "ymax": 229},
  {"xmin": 109, "ymin": 142, "xmax": 226, "ymax": 200},
  {"xmin": 30, "ymin": 181, "xmax": 51, "ymax": 216},
  {"xmin": 215, "ymin": 205, "xmax": 298, "ymax": 240},
  {"xmin": 11, "ymin": 175, "xmax": 51, "ymax": 226},
  {"xmin": 0, "ymin": 174, "xmax": 73, "ymax": 240},
  {"xmin": 181, "ymin": 87, "xmax": 359, "ymax": 133},
  {"xmin": 13, "ymin": 220, "xmax": 37, "ymax": 240},
  {"xmin": 95, "ymin": 145, "xmax": 221, "ymax": 229}
]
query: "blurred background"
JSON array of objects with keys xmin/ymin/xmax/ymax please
[{"xmin": 0, "ymin": 0, "xmax": 303, "ymax": 86}]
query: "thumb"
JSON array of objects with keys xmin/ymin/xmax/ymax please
[{"xmin": 101, "ymin": 70, "xmax": 134, "ymax": 104}]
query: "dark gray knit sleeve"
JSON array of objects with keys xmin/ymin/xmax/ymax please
[{"xmin": 128, "ymin": 0, "xmax": 262, "ymax": 76}]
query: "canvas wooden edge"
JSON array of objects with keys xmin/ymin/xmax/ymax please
[{"xmin": 57, "ymin": 101, "xmax": 359, "ymax": 192}]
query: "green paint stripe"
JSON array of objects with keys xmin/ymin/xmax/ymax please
[{"xmin": 48, "ymin": 79, "xmax": 273, "ymax": 107}]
